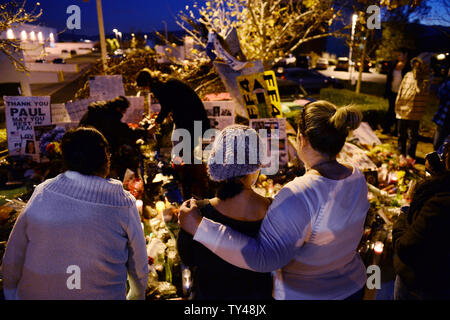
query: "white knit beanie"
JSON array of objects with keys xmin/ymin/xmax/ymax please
[{"xmin": 207, "ymin": 125, "xmax": 266, "ymax": 181}]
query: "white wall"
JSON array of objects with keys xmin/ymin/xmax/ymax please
[
  {"xmin": 0, "ymin": 51, "xmax": 61, "ymax": 89},
  {"xmin": 26, "ymin": 63, "xmax": 79, "ymax": 73}
]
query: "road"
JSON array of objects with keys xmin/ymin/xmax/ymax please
[
  {"xmin": 30, "ymin": 53, "xmax": 101, "ymax": 98},
  {"xmin": 318, "ymin": 66, "xmax": 387, "ymax": 84}
]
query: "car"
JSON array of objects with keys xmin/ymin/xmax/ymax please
[
  {"xmin": 377, "ymin": 60, "xmax": 391, "ymax": 74},
  {"xmin": 275, "ymin": 67, "xmax": 338, "ymax": 93},
  {"xmin": 276, "ymin": 78, "xmax": 309, "ymax": 101},
  {"xmin": 273, "ymin": 54, "xmax": 296, "ymax": 68},
  {"xmin": 355, "ymin": 59, "xmax": 373, "ymax": 73},
  {"xmin": 295, "ymin": 55, "xmax": 311, "ymax": 69},
  {"xmin": 335, "ymin": 57, "xmax": 349, "ymax": 71},
  {"xmin": 70, "ymin": 50, "xmax": 77, "ymax": 55},
  {"xmin": 35, "ymin": 59, "xmax": 46, "ymax": 63},
  {"xmin": 52, "ymin": 58, "xmax": 66, "ymax": 64},
  {"xmin": 315, "ymin": 58, "xmax": 329, "ymax": 70}
]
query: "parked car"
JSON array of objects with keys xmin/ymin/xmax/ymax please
[
  {"xmin": 275, "ymin": 67, "xmax": 339, "ymax": 93},
  {"xmin": 108, "ymin": 49, "xmax": 126, "ymax": 59},
  {"xmin": 295, "ymin": 55, "xmax": 311, "ymax": 69},
  {"xmin": 276, "ymin": 78, "xmax": 308, "ymax": 101},
  {"xmin": 35, "ymin": 59, "xmax": 46, "ymax": 63},
  {"xmin": 315, "ymin": 58, "xmax": 329, "ymax": 70},
  {"xmin": 355, "ymin": 59, "xmax": 373, "ymax": 72},
  {"xmin": 273, "ymin": 54, "xmax": 296, "ymax": 68},
  {"xmin": 377, "ymin": 60, "xmax": 391, "ymax": 74},
  {"xmin": 52, "ymin": 58, "xmax": 66, "ymax": 64},
  {"xmin": 335, "ymin": 57, "xmax": 349, "ymax": 71}
]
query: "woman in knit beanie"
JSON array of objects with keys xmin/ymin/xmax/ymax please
[
  {"xmin": 177, "ymin": 125, "xmax": 273, "ymax": 300},
  {"xmin": 179, "ymin": 101, "xmax": 372, "ymax": 300}
]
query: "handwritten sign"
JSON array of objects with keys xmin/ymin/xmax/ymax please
[
  {"xmin": 51, "ymin": 103, "xmax": 71, "ymax": 123},
  {"xmin": 122, "ymin": 96, "xmax": 144, "ymax": 124},
  {"xmin": 65, "ymin": 97, "xmax": 98, "ymax": 123},
  {"xmin": 89, "ymin": 75, "xmax": 125, "ymax": 100},
  {"xmin": 236, "ymin": 70, "xmax": 283, "ymax": 119},
  {"xmin": 4, "ymin": 96, "xmax": 51, "ymax": 157}
]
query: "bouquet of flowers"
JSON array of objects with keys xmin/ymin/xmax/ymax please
[{"xmin": 39, "ymin": 127, "xmax": 66, "ymax": 160}]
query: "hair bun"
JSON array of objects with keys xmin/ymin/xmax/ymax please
[{"xmin": 329, "ymin": 105, "xmax": 362, "ymax": 132}]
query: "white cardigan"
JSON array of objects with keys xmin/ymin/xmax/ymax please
[{"xmin": 2, "ymin": 171, "xmax": 148, "ymax": 300}]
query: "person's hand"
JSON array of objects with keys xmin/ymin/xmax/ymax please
[
  {"xmin": 178, "ymin": 198, "xmax": 202, "ymax": 236},
  {"xmin": 147, "ymin": 122, "xmax": 158, "ymax": 135}
]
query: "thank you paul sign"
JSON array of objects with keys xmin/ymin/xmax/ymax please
[{"xmin": 4, "ymin": 96, "xmax": 51, "ymax": 156}]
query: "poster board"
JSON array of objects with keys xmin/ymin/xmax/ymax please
[
  {"xmin": 89, "ymin": 75, "xmax": 125, "ymax": 100},
  {"xmin": 122, "ymin": 96, "xmax": 144, "ymax": 124},
  {"xmin": 213, "ymin": 60, "xmax": 264, "ymax": 118},
  {"xmin": 51, "ymin": 103, "xmax": 71, "ymax": 123},
  {"xmin": 236, "ymin": 70, "xmax": 283, "ymax": 119},
  {"xmin": 64, "ymin": 97, "xmax": 98, "ymax": 123},
  {"xmin": 4, "ymin": 96, "xmax": 51, "ymax": 159},
  {"xmin": 149, "ymin": 101, "xmax": 236, "ymax": 131},
  {"xmin": 249, "ymin": 117, "xmax": 288, "ymax": 166},
  {"xmin": 203, "ymin": 100, "xmax": 236, "ymax": 131}
]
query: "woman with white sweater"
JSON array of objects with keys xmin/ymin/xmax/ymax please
[
  {"xmin": 2, "ymin": 127, "xmax": 148, "ymax": 300},
  {"xmin": 179, "ymin": 101, "xmax": 370, "ymax": 300}
]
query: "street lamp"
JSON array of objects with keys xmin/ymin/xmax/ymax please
[
  {"xmin": 349, "ymin": 13, "xmax": 358, "ymax": 83},
  {"xmin": 162, "ymin": 20, "xmax": 168, "ymax": 40}
]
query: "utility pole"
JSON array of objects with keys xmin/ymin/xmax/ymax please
[
  {"xmin": 95, "ymin": 0, "xmax": 107, "ymax": 73},
  {"xmin": 356, "ymin": 27, "xmax": 370, "ymax": 94},
  {"xmin": 349, "ymin": 14, "xmax": 357, "ymax": 84}
]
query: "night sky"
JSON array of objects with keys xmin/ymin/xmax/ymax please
[
  {"xmin": 18, "ymin": 0, "xmax": 202, "ymax": 36},
  {"xmin": 11, "ymin": 0, "xmax": 450, "ymax": 37}
]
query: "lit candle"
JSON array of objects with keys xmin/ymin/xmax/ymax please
[
  {"xmin": 374, "ymin": 241, "xmax": 384, "ymax": 255},
  {"xmin": 155, "ymin": 201, "xmax": 165, "ymax": 214}
]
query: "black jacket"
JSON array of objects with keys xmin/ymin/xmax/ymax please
[
  {"xmin": 393, "ymin": 171, "xmax": 450, "ymax": 299},
  {"xmin": 152, "ymin": 79, "xmax": 210, "ymax": 133},
  {"xmin": 79, "ymin": 102, "xmax": 145, "ymax": 152},
  {"xmin": 177, "ymin": 200, "xmax": 273, "ymax": 300}
]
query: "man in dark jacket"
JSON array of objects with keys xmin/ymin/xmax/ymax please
[
  {"xmin": 136, "ymin": 69, "xmax": 210, "ymax": 156},
  {"xmin": 79, "ymin": 96, "xmax": 146, "ymax": 179},
  {"xmin": 393, "ymin": 142, "xmax": 450, "ymax": 299},
  {"xmin": 136, "ymin": 69, "xmax": 211, "ymax": 199},
  {"xmin": 383, "ymin": 47, "xmax": 411, "ymax": 134}
]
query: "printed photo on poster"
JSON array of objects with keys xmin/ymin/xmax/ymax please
[{"xmin": 203, "ymin": 101, "xmax": 236, "ymax": 132}]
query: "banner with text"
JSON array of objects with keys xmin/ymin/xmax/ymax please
[
  {"xmin": 4, "ymin": 96, "xmax": 51, "ymax": 158},
  {"xmin": 237, "ymin": 70, "xmax": 283, "ymax": 119}
]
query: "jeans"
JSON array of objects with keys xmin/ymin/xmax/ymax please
[{"xmin": 397, "ymin": 119, "xmax": 420, "ymax": 158}]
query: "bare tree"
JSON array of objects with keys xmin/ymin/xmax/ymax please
[
  {"xmin": 0, "ymin": 1, "xmax": 42, "ymax": 71},
  {"xmin": 177, "ymin": 0, "xmax": 349, "ymax": 67}
]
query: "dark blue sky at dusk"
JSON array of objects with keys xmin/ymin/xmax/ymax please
[
  {"xmin": 7, "ymin": 0, "xmax": 450, "ymax": 37},
  {"xmin": 18, "ymin": 0, "xmax": 202, "ymax": 36}
]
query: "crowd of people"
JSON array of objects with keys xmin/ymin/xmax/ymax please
[{"xmin": 1, "ymin": 62, "xmax": 449, "ymax": 300}]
